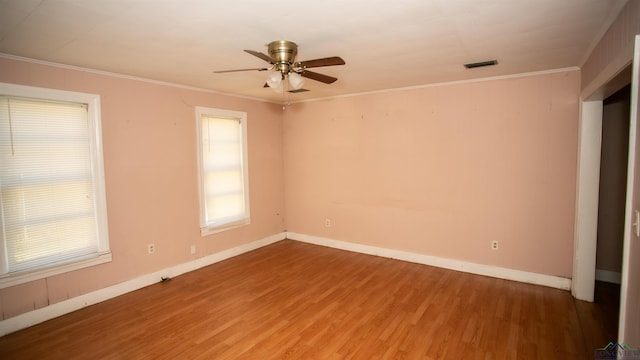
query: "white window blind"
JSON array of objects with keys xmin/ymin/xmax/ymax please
[
  {"xmin": 0, "ymin": 95, "xmax": 108, "ymax": 278},
  {"xmin": 197, "ymin": 108, "xmax": 249, "ymax": 234}
]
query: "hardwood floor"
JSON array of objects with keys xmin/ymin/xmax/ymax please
[
  {"xmin": 575, "ymin": 280, "xmax": 620, "ymax": 354},
  {"xmin": 0, "ymin": 240, "xmax": 619, "ymax": 359}
]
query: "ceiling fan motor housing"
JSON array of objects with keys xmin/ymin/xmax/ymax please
[{"xmin": 268, "ymin": 40, "xmax": 299, "ymax": 75}]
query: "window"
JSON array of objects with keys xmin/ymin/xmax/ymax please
[
  {"xmin": 196, "ymin": 107, "xmax": 250, "ymax": 235},
  {"xmin": 0, "ymin": 83, "xmax": 110, "ymax": 288}
]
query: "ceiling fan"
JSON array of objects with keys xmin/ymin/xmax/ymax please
[{"xmin": 214, "ymin": 40, "xmax": 345, "ymax": 93}]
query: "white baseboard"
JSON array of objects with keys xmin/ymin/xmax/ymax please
[
  {"xmin": 0, "ymin": 232, "xmax": 286, "ymax": 337},
  {"xmin": 286, "ymin": 232, "xmax": 572, "ymax": 291},
  {"xmin": 595, "ymin": 269, "xmax": 622, "ymax": 284}
]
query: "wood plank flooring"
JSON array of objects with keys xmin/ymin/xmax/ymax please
[
  {"xmin": 0, "ymin": 240, "xmax": 619, "ymax": 359},
  {"xmin": 575, "ymin": 280, "xmax": 620, "ymax": 355}
]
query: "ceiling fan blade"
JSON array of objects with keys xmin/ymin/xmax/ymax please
[
  {"xmin": 299, "ymin": 56, "xmax": 345, "ymax": 69},
  {"xmin": 300, "ymin": 70, "xmax": 338, "ymax": 84},
  {"xmin": 244, "ymin": 49, "xmax": 275, "ymax": 63},
  {"xmin": 214, "ymin": 68, "xmax": 269, "ymax": 73}
]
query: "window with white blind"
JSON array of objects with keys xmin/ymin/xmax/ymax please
[
  {"xmin": 0, "ymin": 83, "xmax": 110, "ymax": 288},
  {"xmin": 196, "ymin": 107, "xmax": 249, "ymax": 235}
]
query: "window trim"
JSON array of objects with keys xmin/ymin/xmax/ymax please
[
  {"xmin": 0, "ymin": 83, "xmax": 111, "ymax": 289},
  {"xmin": 195, "ymin": 106, "xmax": 250, "ymax": 236}
]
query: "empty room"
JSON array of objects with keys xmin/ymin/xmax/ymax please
[{"xmin": 1, "ymin": 0, "xmax": 639, "ymax": 358}]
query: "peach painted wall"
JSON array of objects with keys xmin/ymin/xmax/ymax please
[
  {"xmin": 283, "ymin": 70, "xmax": 580, "ymax": 278},
  {"xmin": 0, "ymin": 57, "xmax": 285, "ymax": 320}
]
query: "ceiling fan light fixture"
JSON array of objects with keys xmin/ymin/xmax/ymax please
[
  {"xmin": 288, "ymin": 72, "xmax": 305, "ymax": 90},
  {"xmin": 266, "ymin": 71, "xmax": 283, "ymax": 91}
]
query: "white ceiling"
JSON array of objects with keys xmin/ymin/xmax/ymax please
[{"xmin": 0, "ymin": 0, "xmax": 628, "ymax": 103}]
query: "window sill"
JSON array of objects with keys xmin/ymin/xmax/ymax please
[
  {"xmin": 0, "ymin": 252, "xmax": 112, "ymax": 289},
  {"xmin": 200, "ymin": 218, "xmax": 250, "ymax": 237}
]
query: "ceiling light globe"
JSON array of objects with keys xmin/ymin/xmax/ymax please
[
  {"xmin": 267, "ymin": 72, "xmax": 283, "ymax": 90},
  {"xmin": 288, "ymin": 72, "xmax": 305, "ymax": 90}
]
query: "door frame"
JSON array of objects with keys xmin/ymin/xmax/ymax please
[
  {"xmin": 572, "ymin": 48, "xmax": 634, "ymax": 301},
  {"xmin": 572, "ymin": 101, "xmax": 603, "ymax": 302},
  {"xmin": 573, "ymin": 36, "xmax": 638, "ymax": 343}
]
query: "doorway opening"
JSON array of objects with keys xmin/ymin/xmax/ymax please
[{"xmin": 592, "ymin": 83, "xmax": 631, "ymax": 343}]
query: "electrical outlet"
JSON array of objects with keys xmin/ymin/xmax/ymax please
[
  {"xmin": 190, "ymin": 245, "xmax": 196, "ymax": 255},
  {"xmin": 325, "ymin": 218, "xmax": 332, "ymax": 227},
  {"xmin": 148, "ymin": 243, "xmax": 155, "ymax": 254},
  {"xmin": 491, "ymin": 241, "xmax": 499, "ymax": 250}
]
